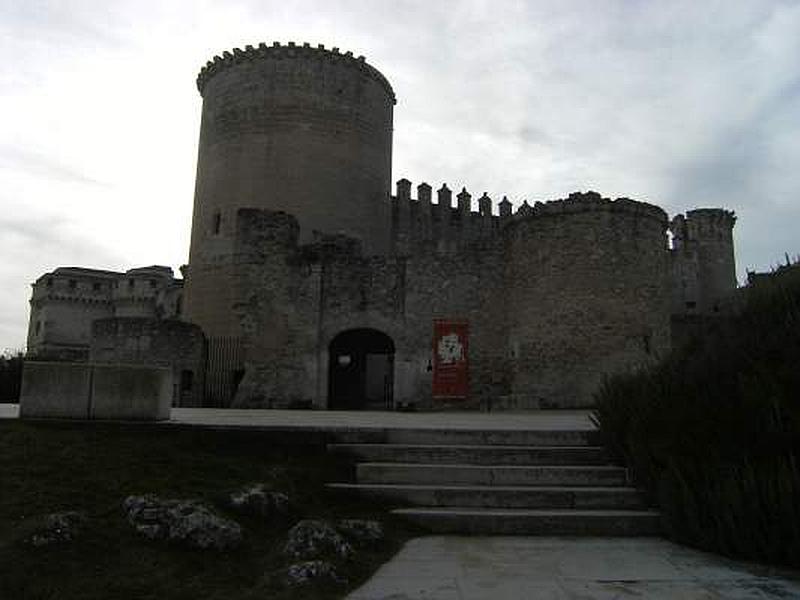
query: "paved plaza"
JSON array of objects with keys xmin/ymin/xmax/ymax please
[
  {"xmin": 169, "ymin": 407, "xmax": 597, "ymax": 431},
  {"xmin": 347, "ymin": 536, "xmax": 800, "ymax": 599},
  {"xmin": 2, "ymin": 404, "xmax": 595, "ymax": 431},
  {"xmin": 1, "ymin": 404, "xmax": 595, "ymax": 432}
]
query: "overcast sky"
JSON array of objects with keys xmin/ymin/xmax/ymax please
[{"xmin": 1, "ymin": 0, "xmax": 799, "ymax": 351}]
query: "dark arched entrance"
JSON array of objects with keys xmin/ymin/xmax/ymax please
[{"xmin": 328, "ymin": 329, "xmax": 394, "ymax": 410}]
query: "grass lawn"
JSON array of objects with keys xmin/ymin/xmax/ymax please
[{"xmin": 0, "ymin": 420, "xmax": 417, "ymax": 600}]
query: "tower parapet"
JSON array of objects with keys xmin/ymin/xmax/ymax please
[{"xmin": 196, "ymin": 42, "xmax": 395, "ymax": 103}]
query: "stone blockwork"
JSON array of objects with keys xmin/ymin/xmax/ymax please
[
  {"xmin": 90, "ymin": 318, "xmax": 205, "ymax": 407},
  {"xmin": 185, "ymin": 42, "xmax": 395, "ymax": 341},
  {"xmin": 229, "ymin": 207, "xmax": 507, "ymax": 409},
  {"xmin": 504, "ymin": 193, "xmax": 671, "ymax": 408},
  {"xmin": 669, "ymin": 209, "xmax": 737, "ymax": 315},
  {"xmin": 27, "ymin": 266, "xmax": 185, "ymax": 361},
  {"xmin": 229, "ymin": 190, "xmax": 674, "ymax": 409}
]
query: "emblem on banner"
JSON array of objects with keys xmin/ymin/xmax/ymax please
[{"xmin": 432, "ymin": 320, "xmax": 469, "ymax": 399}]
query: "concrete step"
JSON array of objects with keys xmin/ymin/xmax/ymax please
[
  {"xmin": 383, "ymin": 428, "xmax": 596, "ymax": 447},
  {"xmin": 356, "ymin": 463, "xmax": 627, "ymax": 487},
  {"xmin": 328, "ymin": 443, "xmax": 609, "ymax": 465},
  {"xmin": 327, "ymin": 483, "xmax": 647, "ymax": 509},
  {"xmin": 392, "ymin": 507, "xmax": 662, "ymax": 536}
]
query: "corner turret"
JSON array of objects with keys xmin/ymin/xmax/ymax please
[{"xmin": 670, "ymin": 208, "xmax": 737, "ymax": 314}]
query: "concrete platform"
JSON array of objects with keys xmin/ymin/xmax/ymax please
[
  {"xmin": 0, "ymin": 404, "xmax": 18, "ymax": 419},
  {"xmin": 1, "ymin": 404, "xmax": 596, "ymax": 432},
  {"xmin": 347, "ymin": 536, "xmax": 800, "ymax": 599},
  {"xmin": 168, "ymin": 407, "xmax": 597, "ymax": 432}
]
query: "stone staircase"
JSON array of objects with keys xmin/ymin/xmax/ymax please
[{"xmin": 326, "ymin": 426, "xmax": 660, "ymax": 535}]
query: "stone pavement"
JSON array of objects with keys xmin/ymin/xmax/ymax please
[
  {"xmin": 168, "ymin": 407, "xmax": 596, "ymax": 431},
  {"xmin": 346, "ymin": 536, "xmax": 800, "ymax": 599},
  {"xmin": 1, "ymin": 403, "xmax": 595, "ymax": 431},
  {"xmin": 0, "ymin": 403, "xmax": 17, "ymax": 419},
  {"xmin": 1, "ymin": 404, "xmax": 595, "ymax": 431}
]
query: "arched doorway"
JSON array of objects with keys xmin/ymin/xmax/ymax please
[{"xmin": 328, "ymin": 328, "xmax": 394, "ymax": 410}]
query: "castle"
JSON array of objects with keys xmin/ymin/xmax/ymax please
[{"xmin": 25, "ymin": 42, "xmax": 737, "ymax": 410}]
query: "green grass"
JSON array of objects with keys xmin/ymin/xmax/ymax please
[
  {"xmin": 0, "ymin": 421, "xmax": 416, "ymax": 600},
  {"xmin": 593, "ymin": 263, "xmax": 800, "ymax": 567}
]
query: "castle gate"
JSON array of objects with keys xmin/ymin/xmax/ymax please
[{"xmin": 328, "ymin": 329, "xmax": 394, "ymax": 410}]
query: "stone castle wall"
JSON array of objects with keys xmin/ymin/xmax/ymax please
[
  {"xmin": 670, "ymin": 209, "xmax": 737, "ymax": 315},
  {"xmin": 504, "ymin": 193, "xmax": 671, "ymax": 408},
  {"xmin": 90, "ymin": 317, "xmax": 206, "ymax": 407},
  {"xmin": 26, "ymin": 266, "xmax": 187, "ymax": 365},
  {"xmin": 27, "ymin": 269, "xmax": 117, "ymax": 361},
  {"xmin": 228, "ymin": 190, "xmax": 674, "ymax": 409},
  {"xmin": 229, "ymin": 207, "xmax": 507, "ymax": 409},
  {"xmin": 185, "ymin": 43, "xmax": 396, "ymax": 340}
]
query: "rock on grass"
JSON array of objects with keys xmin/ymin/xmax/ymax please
[
  {"xmin": 226, "ymin": 483, "xmax": 290, "ymax": 521},
  {"xmin": 283, "ymin": 519, "xmax": 353, "ymax": 560},
  {"xmin": 123, "ymin": 495, "xmax": 242, "ymax": 551},
  {"xmin": 337, "ymin": 519, "xmax": 384, "ymax": 545},
  {"xmin": 26, "ymin": 511, "xmax": 87, "ymax": 547},
  {"xmin": 284, "ymin": 560, "xmax": 346, "ymax": 586}
]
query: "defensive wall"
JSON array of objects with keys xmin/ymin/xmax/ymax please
[
  {"xmin": 228, "ymin": 190, "xmax": 672, "ymax": 409},
  {"xmin": 90, "ymin": 317, "xmax": 206, "ymax": 407}
]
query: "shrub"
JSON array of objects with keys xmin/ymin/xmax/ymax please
[
  {"xmin": 593, "ymin": 263, "xmax": 800, "ymax": 567},
  {"xmin": 0, "ymin": 351, "xmax": 23, "ymax": 403}
]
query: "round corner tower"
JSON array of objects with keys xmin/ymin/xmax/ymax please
[
  {"xmin": 670, "ymin": 208, "xmax": 737, "ymax": 314},
  {"xmin": 185, "ymin": 42, "xmax": 396, "ymax": 338},
  {"xmin": 502, "ymin": 193, "xmax": 672, "ymax": 408}
]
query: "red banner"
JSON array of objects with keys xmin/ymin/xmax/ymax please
[{"xmin": 432, "ymin": 319, "xmax": 469, "ymax": 399}]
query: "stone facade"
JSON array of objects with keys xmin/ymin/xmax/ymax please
[
  {"xmin": 227, "ymin": 189, "xmax": 681, "ymax": 410},
  {"xmin": 25, "ymin": 42, "xmax": 738, "ymax": 410},
  {"xmin": 184, "ymin": 42, "xmax": 395, "ymax": 340},
  {"xmin": 25, "ymin": 266, "xmax": 198, "ymax": 407},
  {"xmin": 27, "ymin": 266, "xmax": 184, "ymax": 361},
  {"xmin": 89, "ymin": 318, "xmax": 205, "ymax": 407}
]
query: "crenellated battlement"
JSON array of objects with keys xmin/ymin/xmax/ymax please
[
  {"xmin": 196, "ymin": 41, "xmax": 396, "ymax": 102},
  {"xmin": 670, "ymin": 208, "xmax": 736, "ymax": 243},
  {"xmin": 523, "ymin": 191, "xmax": 667, "ymax": 222},
  {"xmin": 390, "ymin": 179, "xmax": 510, "ymax": 254},
  {"xmin": 390, "ymin": 180, "xmax": 668, "ymax": 255}
]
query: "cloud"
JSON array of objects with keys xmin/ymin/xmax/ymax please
[{"xmin": 0, "ymin": 146, "xmax": 109, "ymax": 187}]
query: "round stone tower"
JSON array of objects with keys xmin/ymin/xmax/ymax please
[
  {"xmin": 185, "ymin": 42, "xmax": 395, "ymax": 338},
  {"xmin": 503, "ymin": 192, "xmax": 671, "ymax": 408}
]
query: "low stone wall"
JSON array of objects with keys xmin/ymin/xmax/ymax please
[
  {"xmin": 19, "ymin": 361, "xmax": 172, "ymax": 421},
  {"xmin": 19, "ymin": 362, "xmax": 92, "ymax": 419}
]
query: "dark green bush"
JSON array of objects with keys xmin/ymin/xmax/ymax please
[
  {"xmin": 594, "ymin": 263, "xmax": 800, "ymax": 567},
  {"xmin": 0, "ymin": 351, "xmax": 23, "ymax": 403}
]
